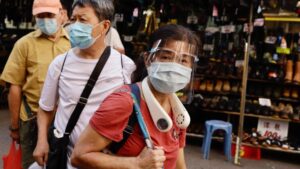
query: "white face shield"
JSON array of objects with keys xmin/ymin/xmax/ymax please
[
  {"xmin": 146, "ymin": 39, "xmax": 199, "ymax": 103},
  {"xmin": 146, "ymin": 39, "xmax": 199, "ymax": 66}
]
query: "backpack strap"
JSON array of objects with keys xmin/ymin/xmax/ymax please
[{"xmin": 109, "ymin": 83, "xmax": 140, "ymax": 153}]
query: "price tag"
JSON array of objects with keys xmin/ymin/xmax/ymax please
[
  {"xmin": 235, "ymin": 60, "xmax": 244, "ymax": 67},
  {"xmin": 114, "ymin": 13, "xmax": 124, "ymax": 22},
  {"xmin": 187, "ymin": 15, "xmax": 198, "ymax": 24},
  {"xmin": 254, "ymin": 18, "xmax": 264, "ymax": 27},
  {"xmin": 213, "ymin": 5, "xmax": 218, "ymax": 17},
  {"xmin": 205, "ymin": 27, "xmax": 219, "ymax": 33},
  {"xmin": 276, "ymin": 47, "xmax": 291, "ymax": 55},
  {"xmin": 203, "ymin": 44, "xmax": 214, "ymax": 51},
  {"xmin": 265, "ymin": 36, "xmax": 277, "ymax": 44},
  {"xmin": 133, "ymin": 8, "xmax": 139, "ymax": 17},
  {"xmin": 123, "ymin": 35, "xmax": 133, "ymax": 42},
  {"xmin": 257, "ymin": 119, "xmax": 289, "ymax": 140},
  {"xmin": 221, "ymin": 25, "xmax": 235, "ymax": 33},
  {"xmin": 258, "ymin": 98, "xmax": 271, "ymax": 107}
]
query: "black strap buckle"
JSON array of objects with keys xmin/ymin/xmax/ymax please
[
  {"xmin": 79, "ymin": 97, "xmax": 88, "ymax": 105},
  {"xmin": 123, "ymin": 125, "xmax": 134, "ymax": 135}
]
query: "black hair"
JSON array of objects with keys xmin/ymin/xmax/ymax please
[
  {"xmin": 72, "ymin": 0, "xmax": 115, "ymax": 21},
  {"xmin": 131, "ymin": 24, "xmax": 200, "ymax": 83},
  {"xmin": 61, "ymin": 0, "xmax": 73, "ymax": 18}
]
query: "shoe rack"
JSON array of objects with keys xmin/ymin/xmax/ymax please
[{"xmin": 185, "ymin": 0, "xmax": 300, "ymax": 164}]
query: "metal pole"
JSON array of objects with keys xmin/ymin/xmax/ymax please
[{"xmin": 234, "ymin": 0, "xmax": 254, "ymax": 165}]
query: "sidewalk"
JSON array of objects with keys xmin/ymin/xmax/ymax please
[{"xmin": 1, "ymin": 108, "xmax": 300, "ymax": 169}]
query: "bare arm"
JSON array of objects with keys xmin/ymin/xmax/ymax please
[
  {"xmin": 71, "ymin": 125, "xmax": 165, "ymax": 169},
  {"xmin": 33, "ymin": 107, "xmax": 55, "ymax": 166},
  {"xmin": 175, "ymin": 148, "xmax": 187, "ymax": 169},
  {"xmin": 115, "ymin": 47, "xmax": 125, "ymax": 54},
  {"xmin": 8, "ymin": 84, "xmax": 22, "ymax": 142}
]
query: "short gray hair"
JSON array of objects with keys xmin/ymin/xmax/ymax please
[{"xmin": 72, "ymin": 0, "xmax": 114, "ymax": 21}]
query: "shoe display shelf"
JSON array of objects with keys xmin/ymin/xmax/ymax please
[
  {"xmin": 186, "ymin": 1, "xmax": 300, "ymax": 162},
  {"xmin": 187, "ymin": 132, "xmax": 300, "ymax": 154}
]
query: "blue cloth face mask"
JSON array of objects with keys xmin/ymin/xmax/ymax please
[
  {"xmin": 36, "ymin": 18, "xmax": 58, "ymax": 36},
  {"xmin": 68, "ymin": 22, "xmax": 102, "ymax": 49},
  {"xmin": 147, "ymin": 62, "xmax": 192, "ymax": 93}
]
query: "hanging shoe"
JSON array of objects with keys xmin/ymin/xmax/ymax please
[
  {"xmin": 209, "ymin": 96, "xmax": 220, "ymax": 109},
  {"xmin": 273, "ymin": 103, "xmax": 285, "ymax": 118},
  {"xmin": 280, "ymin": 103, "xmax": 293, "ymax": 119},
  {"xmin": 283, "ymin": 88, "xmax": 291, "ymax": 98},
  {"xmin": 199, "ymin": 80, "xmax": 207, "ymax": 91},
  {"xmin": 193, "ymin": 78, "xmax": 201, "ymax": 91},
  {"xmin": 273, "ymin": 87, "xmax": 282, "ymax": 98},
  {"xmin": 201, "ymin": 98, "xmax": 211, "ymax": 108},
  {"xmin": 292, "ymin": 106, "xmax": 300, "ymax": 121},
  {"xmin": 231, "ymin": 82, "xmax": 240, "ymax": 93},
  {"xmin": 291, "ymin": 88, "xmax": 299, "ymax": 98},
  {"xmin": 222, "ymin": 80, "xmax": 231, "ymax": 92},
  {"xmin": 214, "ymin": 80, "xmax": 223, "ymax": 92},
  {"xmin": 206, "ymin": 80, "xmax": 214, "ymax": 92},
  {"xmin": 218, "ymin": 96, "xmax": 229, "ymax": 110},
  {"xmin": 245, "ymin": 100, "xmax": 253, "ymax": 114},
  {"xmin": 253, "ymin": 100, "xmax": 261, "ymax": 115},
  {"xmin": 293, "ymin": 59, "xmax": 300, "ymax": 84},
  {"xmin": 281, "ymin": 137, "xmax": 290, "ymax": 150},
  {"xmin": 284, "ymin": 59, "xmax": 293, "ymax": 82}
]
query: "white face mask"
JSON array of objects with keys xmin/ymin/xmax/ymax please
[{"xmin": 147, "ymin": 62, "xmax": 192, "ymax": 94}]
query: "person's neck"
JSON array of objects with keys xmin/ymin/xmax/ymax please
[
  {"xmin": 46, "ymin": 27, "xmax": 62, "ymax": 42},
  {"xmin": 77, "ymin": 41, "xmax": 107, "ymax": 59}
]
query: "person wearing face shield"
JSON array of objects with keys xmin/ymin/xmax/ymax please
[
  {"xmin": 71, "ymin": 24, "xmax": 199, "ymax": 169},
  {"xmin": 0, "ymin": 0, "xmax": 70, "ymax": 168},
  {"xmin": 32, "ymin": 0, "xmax": 135, "ymax": 168}
]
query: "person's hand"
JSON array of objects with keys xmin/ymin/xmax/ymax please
[
  {"xmin": 136, "ymin": 146, "xmax": 166, "ymax": 169},
  {"xmin": 9, "ymin": 129, "xmax": 20, "ymax": 143},
  {"xmin": 33, "ymin": 140, "xmax": 49, "ymax": 166}
]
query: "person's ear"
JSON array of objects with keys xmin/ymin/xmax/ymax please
[
  {"xmin": 101, "ymin": 20, "xmax": 111, "ymax": 35},
  {"xmin": 57, "ymin": 9, "xmax": 67, "ymax": 25}
]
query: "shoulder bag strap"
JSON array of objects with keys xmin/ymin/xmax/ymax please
[
  {"xmin": 109, "ymin": 83, "xmax": 140, "ymax": 153},
  {"xmin": 64, "ymin": 47, "xmax": 111, "ymax": 135}
]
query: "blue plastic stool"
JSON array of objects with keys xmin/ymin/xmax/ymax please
[{"xmin": 201, "ymin": 120, "xmax": 232, "ymax": 161}]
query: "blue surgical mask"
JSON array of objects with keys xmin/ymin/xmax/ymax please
[
  {"xmin": 147, "ymin": 62, "xmax": 192, "ymax": 93},
  {"xmin": 68, "ymin": 22, "xmax": 102, "ymax": 49},
  {"xmin": 36, "ymin": 18, "xmax": 58, "ymax": 36}
]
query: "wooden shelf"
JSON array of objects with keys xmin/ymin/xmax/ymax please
[
  {"xmin": 195, "ymin": 74, "xmax": 241, "ymax": 81},
  {"xmin": 195, "ymin": 90, "xmax": 300, "ymax": 103},
  {"xmin": 200, "ymin": 109, "xmax": 240, "ymax": 116},
  {"xmin": 241, "ymin": 142, "xmax": 300, "ymax": 155},
  {"xmin": 195, "ymin": 75, "xmax": 300, "ymax": 88},
  {"xmin": 248, "ymin": 78, "xmax": 300, "ymax": 87},
  {"xmin": 186, "ymin": 133, "xmax": 300, "ymax": 154},
  {"xmin": 196, "ymin": 90, "xmax": 240, "ymax": 97},
  {"xmin": 244, "ymin": 113, "xmax": 292, "ymax": 122},
  {"xmin": 199, "ymin": 108, "xmax": 300, "ymax": 123},
  {"xmin": 246, "ymin": 94, "xmax": 300, "ymax": 103}
]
